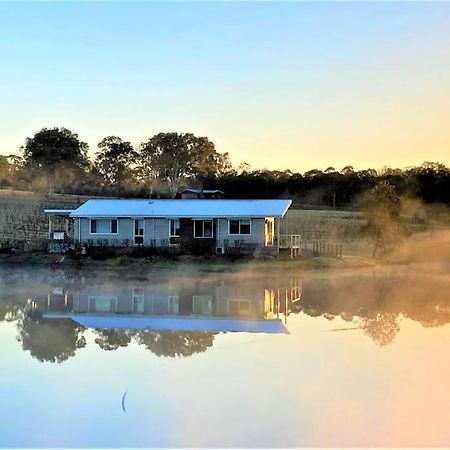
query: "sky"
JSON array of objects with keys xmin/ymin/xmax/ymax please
[{"xmin": 0, "ymin": 2, "xmax": 449, "ymax": 173}]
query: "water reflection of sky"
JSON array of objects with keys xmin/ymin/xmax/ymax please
[{"xmin": 0, "ymin": 267, "xmax": 450, "ymax": 447}]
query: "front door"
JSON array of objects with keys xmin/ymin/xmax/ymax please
[
  {"xmin": 265, "ymin": 218, "xmax": 274, "ymax": 246},
  {"xmin": 134, "ymin": 219, "xmax": 144, "ymax": 245}
]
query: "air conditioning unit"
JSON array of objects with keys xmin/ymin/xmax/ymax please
[{"xmin": 215, "ymin": 246, "xmax": 225, "ymax": 255}]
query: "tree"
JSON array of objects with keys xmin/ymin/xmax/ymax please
[
  {"xmin": 362, "ymin": 182, "xmax": 406, "ymax": 258},
  {"xmin": 18, "ymin": 313, "xmax": 86, "ymax": 363},
  {"xmin": 303, "ymin": 169, "xmax": 323, "ymax": 178},
  {"xmin": 211, "ymin": 151, "xmax": 233, "ymax": 177},
  {"xmin": 341, "ymin": 165, "xmax": 355, "ymax": 175},
  {"xmin": 0, "ymin": 155, "xmax": 10, "ymax": 185},
  {"xmin": 94, "ymin": 136, "xmax": 137, "ymax": 190},
  {"xmin": 94, "ymin": 329, "xmax": 134, "ymax": 351},
  {"xmin": 359, "ymin": 313, "xmax": 400, "ymax": 346},
  {"xmin": 138, "ymin": 132, "xmax": 227, "ymax": 197},
  {"xmin": 7, "ymin": 154, "xmax": 24, "ymax": 173},
  {"xmin": 135, "ymin": 330, "xmax": 215, "ymax": 357},
  {"xmin": 237, "ymin": 162, "xmax": 251, "ymax": 174},
  {"xmin": 21, "ymin": 127, "xmax": 88, "ymax": 193}
]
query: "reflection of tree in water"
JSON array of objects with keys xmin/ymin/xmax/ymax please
[
  {"xmin": 299, "ymin": 274, "xmax": 450, "ymax": 346},
  {"xmin": 0, "ymin": 303, "xmax": 23, "ymax": 322},
  {"xmin": 18, "ymin": 312, "xmax": 86, "ymax": 363},
  {"xmin": 359, "ymin": 313, "xmax": 400, "ymax": 346},
  {"xmin": 94, "ymin": 329, "xmax": 134, "ymax": 351},
  {"xmin": 135, "ymin": 331, "xmax": 215, "ymax": 358}
]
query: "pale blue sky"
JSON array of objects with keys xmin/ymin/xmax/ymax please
[{"xmin": 1, "ymin": 2, "xmax": 450, "ymax": 172}]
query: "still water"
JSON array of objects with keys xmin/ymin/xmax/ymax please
[{"xmin": 0, "ymin": 264, "xmax": 449, "ymax": 447}]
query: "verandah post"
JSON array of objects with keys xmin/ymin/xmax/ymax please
[{"xmin": 277, "ymin": 217, "xmax": 280, "ymax": 254}]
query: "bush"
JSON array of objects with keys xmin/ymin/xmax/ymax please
[{"xmin": 87, "ymin": 246, "xmax": 116, "ymax": 260}]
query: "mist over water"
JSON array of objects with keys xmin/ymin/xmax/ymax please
[{"xmin": 0, "ymin": 260, "xmax": 449, "ymax": 447}]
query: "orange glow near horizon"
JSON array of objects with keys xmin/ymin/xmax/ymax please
[{"xmin": 1, "ymin": 2, "xmax": 449, "ymax": 173}]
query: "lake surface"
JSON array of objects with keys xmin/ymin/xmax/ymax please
[{"xmin": 1, "ymin": 264, "xmax": 449, "ymax": 448}]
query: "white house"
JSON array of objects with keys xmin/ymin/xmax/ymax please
[{"xmin": 45, "ymin": 198, "xmax": 294, "ymax": 255}]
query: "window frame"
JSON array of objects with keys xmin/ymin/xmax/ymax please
[
  {"xmin": 89, "ymin": 218, "xmax": 119, "ymax": 235},
  {"xmin": 193, "ymin": 220, "xmax": 214, "ymax": 239},
  {"xmin": 228, "ymin": 219, "xmax": 251, "ymax": 236},
  {"xmin": 168, "ymin": 294, "xmax": 180, "ymax": 314},
  {"xmin": 192, "ymin": 295, "xmax": 213, "ymax": 315},
  {"xmin": 228, "ymin": 299, "xmax": 251, "ymax": 315},
  {"xmin": 88, "ymin": 295, "xmax": 118, "ymax": 313},
  {"xmin": 133, "ymin": 219, "xmax": 145, "ymax": 245},
  {"xmin": 169, "ymin": 218, "xmax": 181, "ymax": 237},
  {"xmin": 132, "ymin": 287, "xmax": 145, "ymax": 314}
]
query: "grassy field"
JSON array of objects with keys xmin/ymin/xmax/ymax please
[
  {"xmin": 283, "ymin": 209, "xmax": 365, "ymax": 241},
  {"xmin": 283, "ymin": 203, "xmax": 450, "ymax": 258},
  {"xmin": 0, "ymin": 189, "xmax": 92, "ymax": 248}
]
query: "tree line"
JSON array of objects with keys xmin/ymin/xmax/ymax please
[{"xmin": 0, "ymin": 126, "xmax": 449, "ymax": 207}]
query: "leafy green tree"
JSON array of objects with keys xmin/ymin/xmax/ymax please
[
  {"xmin": 21, "ymin": 127, "xmax": 88, "ymax": 193},
  {"xmin": 237, "ymin": 162, "xmax": 251, "ymax": 174},
  {"xmin": 303, "ymin": 168, "xmax": 323, "ymax": 178},
  {"xmin": 94, "ymin": 329, "xmax": 134, "ymax": 350},
  {"xmin": 18, "ymin": 314, "xmax": 86, "ymax": 363},
  {"xmin": 6, "ymin": 154, "xmax": 24, "ymax": 173},
  {"xmin": 138, "ymin": 132, "xmax": 229, "ymax": 197},
  {"xmin": 341, "ymin": 165, "xmax": 355, "ymax": 175},
  {"xmin": 0, "ymin": 155, "xmax": 10, "ymax": 185},
  {"xmin": 362, "ymin": 182, "xmax": 406, "ymax": 258},
  {"xmin": 359, "ymin": 313, "xmax": 400, "ymax": 346},
  {"xmin": 94, "ymin": 136, "xmax": 137, "ymax": 190},
  {"xmin": 135, "ymin": 330, "xmax": 215, "ymax": 357}
]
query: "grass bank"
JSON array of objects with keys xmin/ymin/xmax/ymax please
[{"xmin": 0, "ymin": 251, "xmax": 376, "ymax": 274}]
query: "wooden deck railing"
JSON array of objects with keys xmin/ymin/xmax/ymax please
[{"xmin": 277, "ymin": 234, "xmax": 301, "ymax": 249}]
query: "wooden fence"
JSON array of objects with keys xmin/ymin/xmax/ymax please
[{"xmin": 305, "ymin": 241, "xmax": 343, "ymax": 259}]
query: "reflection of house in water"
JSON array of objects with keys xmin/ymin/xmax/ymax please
[{"xmin": 42, "ymin": 277, "xmax": 302, "ymax": 334}]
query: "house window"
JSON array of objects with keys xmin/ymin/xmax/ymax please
[
  {"xmin": 90, "ymin": 219, "xmax": 118, "ymax": 234},
  {"xmin": 229, "ymin": 219, "xmax": 251, "ymax": 235},
  {"xmin": 134, "ymin": 219, "xmax": 144, "ymax": 245},
  {"xmin": 88, "ymin": 296, "xmax": 117, "ymax": 313},
  {"xmin": 170, "ymin": 219, "xmax": 180, "ymax": 237},
  {"xmin": 228, "ymin": 300, "xmax": 251, "ymax": 316},
  {"xmin": 194, "ymin": 220, "xmax": 213, "ymax": 238},
  {"xmin": 192, "ymin": 295, "xmax": 213, "ymax": 315},
  {"xmin": 133, "ymin": 287, "xmax": 144, "ymax": 314},
  {"xmin": 168, "ymin": 295, "xmax": 180, "ymax": 314}
]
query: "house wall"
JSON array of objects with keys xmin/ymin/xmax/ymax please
[
  {"xmin": 72, "ymin": 282, "xmax": 268, "ymax": 319},
  {"xmin": 216, "ymin": 218, "xmax": 266, "ymax": 247},
  {"xmin": 75, "ymin": 216, "xmax": 271, "ymax": 250},
  {"xmin": 179, "ymin": 218, "xmax": 217, "ymax": 254},
  {"xmin": 75, "ymin": 217, "xmax": 171, "ymax": 246},
  {"xmin": 77, "ymin": 217, "xmax": 134, "ymax": 246},
  {"xmin": 215, "ymin": 283, "xmax": 267, "ymax": 317},
  {"xmin": 144, "ymin": 218, "xmax": 171, "ymax": 246}
]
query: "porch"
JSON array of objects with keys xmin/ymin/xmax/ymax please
[
  {"xmin": 44, "ymin": 209, "xmax": 75, "ymax": 253},
  {"xmin": 275, "ymin": 234, "xmax": 302, "ymax": 258}
]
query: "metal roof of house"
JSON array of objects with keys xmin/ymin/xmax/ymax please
[
  {"xmin": 43, "ymin": 312, "xmax": 289, "ymax": 334},
  {"xmin": 44, "ymin": 209, "xmax": 74, "ymax": 216},
  {"xmin": 69, "ymin": 199, "xmax": 292, "ymax": 218}
]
